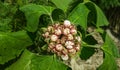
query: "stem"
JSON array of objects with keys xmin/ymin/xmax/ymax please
[{"xmin": 50, "ymin": 15, "xmax": 54, "ymax": 24}]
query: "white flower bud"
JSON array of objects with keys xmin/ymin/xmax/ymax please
[
  {"xmin": 55, "ymin": 28, "xmax": 62, "ymax": 35},
  {"xmin": 64, "ymin": 20, "xmax": 71, "ymax": 27},
  {"xmin": 61, "ymin": 54, "xmax": 69, "ymax": 60},
  {"xmin": 63, "ymin": 28, "xmax": 70, "ymax": 35},
  {"xmin": 76, "ymin": 36, "xmax": 81, "ymax": 42},
  {"xmin": 75, "ymin": 46, "xmax": 80, "ymax": 51},
  {"xmin": 48, "ymin": 42, "xmax": 55, "ymax": 49},
  {"xmin": 61, "ymin": 50, "xmax": 68, "ymax": 55},
  {"xmin": 48, "ymin": 26, "xmax": 53, "ymax": 32},
  {"xmin": 65, "ymin": 41, "xmax": 74, "ymax": 46},
  {"xmin": 67, "ymin": 34, "xmax": 74, "ymax": 40},
  {"xmin": 55, "ymin": 44, "xmax": 63, "ymax": 51},
  {"xmin": 44, "ymin": 32, "xmax": 49, "ymax": 37},
  {"xmin": 66, "ymin": 45, "xmax": 73, "ymax": 49},
  {"xmin": 70, "ymin": 28, "xmax": 77, "ymax": 35},
  {"xmin": 50, "ymin": 35, "xmax": 58, "ymax": 41},
  {"xmin": 68, "ymin": 49, "xmax": 76, "ymax": 54}
]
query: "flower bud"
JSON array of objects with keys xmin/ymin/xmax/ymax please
[
  {"xmin": 55, "ymin": 44, "xmax": 63, "ymax": 51},
  {"xmin": 65, "ymin": 41, "xmax": 74, "ymax": 46},
  {"xmin": 68, "ymin": 49, "xmax": 76, "ymax": 54},
  {"xmin": 75, "ymin": 43, "xmax": 80, "ymax": 51},
  {"xmin": 67, "ymin": 34, "xmax": 74, "ymax": 40},
  {"xmin": 66, "ymin": 45, "xmax": 73, "ymax": 49},
  {"xmin": 61, "ymin": 54, "xmax": 69, "ymax": 60},
  {"xmin": 63, "ymin": 28, "xmax": 70, "ymax": 35},
  {"xmin": 70, "ymin": 28, "xmax": 77, "ymax": 35},
  {"xmin": 55, "ymin": 28, "xmax": 62, "ymax": 35},
  {"xmin": 44, "ymin": 32, "xmax": 49, "ymax": 37},
  {"xmin": 48, "ymin": 26, "xmax": 53, "ymax": 32},
  {"xmin": 64, "ymin": 20, "xmax": 71, "ymax": 27},
  {"xmin": 49, "ymin": 42, "xmax": 55, "ymax": 49},
  {"xmin": 50, "ymin": 35, "xmax": 58, "ymax": 41},
  {"xmin": 76, "ymin": 36, "xmax": 81, "ymax": 42}
]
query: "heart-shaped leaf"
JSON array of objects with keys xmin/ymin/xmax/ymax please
[
  {"xmin": 68, "ymin": 3, "xmax": 89, "ymax": 31},
  {"xmin": 20, "ymin": 4, "xmax": 55, "ymax": 32},
  {"xmin": 0, "ymin": 31, "xmax": 32, "ymax": 64}
]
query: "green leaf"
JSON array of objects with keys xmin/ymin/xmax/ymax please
[
  {"xmin": 101, "ymin": 34, "xmax": 119, "ymax": 57},
  {"xmin": 0, "ymin": 30, "xmax": 32, "ymax": 64},
  {"xmin": 30, "ymin": 55, "xmax": 68, "ymax": 70},
  {"xmin": 97, "ymin": 52, "xmax": 117, "ymax": 70},
  {"xmin": 51, "ymin": 0, "xmax": 72, "ymax": 12},
  {"xmin": 6, "ymin": 50, "xmax": 33, "ymax": 70},
  {"xmin": 20, "ymin": 4, "xmax": 54, "ymax": 32},
  {"xmin": 6, "ymin": 50, "xmax": 68, "ymax": 70},
  {"xmin": 68, "ymin": 3, "xmax": 89, "ymax": 30},
  {"xmin": 85, "ymin": 2, "xmax": 109, "ymax": 27},
  {"xmin": 80, "ymin": 47, "xmax": 95, "ymax": 60}
]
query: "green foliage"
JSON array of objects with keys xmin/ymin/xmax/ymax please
[
  {"xmin": 97, "ymin": 52, "xmax": 117, "ymax": 70},
  {"xmin": 80, "ymin": 47, "xmax": 95, "ymax": 60},
  {"xmin": 6, "ymin": 49, "xmax": 33, "ymax": 70},
  {"xmin": 51, "ymin": 0, "xmax": 73, "ymax": 12},
  {"xmin": 0, "ymin": 0, "xmax": 119, "ymax": 70},
  {"xmin": 85, "ymin": 2, "xmax": 109, "ymax": 27},
  {"xmin": 30, "ymin": 55, "xmax": 68, "ymax": 70},
  {"xmin": 20, "ymin": 4, "xmax": 55, "ymax": 32},
  {"xmin": 102, "ymin": 34, "xmax": 119, "ymax": 57},
  {"xmin": 68, "ymin": 3, "xmax": 89, "ymax": 30},
  {"xmin": 6, "ymin": 50, "xmax": 68, "ymax": 70},
  {"xmin": 0, "ymin": 31, "xmax": 32, "ymax": 64}
]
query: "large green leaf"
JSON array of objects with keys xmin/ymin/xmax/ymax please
[
  {"xmin": 30, "ymin": 55, "xmax": 68, "ymax": 70},
  {"xmin": 6, "ymin": 50, "xmax": 68, "ymax": 70},
  {"xmin": 97, "ymin": 52, "xmax": 117, "ymax": 70},
  {"xmin": 20, "ymin": 4, "xmax": 54, "ymax": 32},
  {"xmin": 101, "ymin": 34, "xmax": 119, "ymax": 57},
  {"xmin": 68, "ymin": 3, "xmax": 89, "ymax": 30},
  {"xmin": 0, "ymin": 30, "xmax": 32, "ymax": 64},
  {"xmin": 6, "ymin": 50, "xmax": 33, "ymax": 70},
  {"xmin": 85, "ymin": 2, "xmax": 109, "ymax": 27},
  {"xmin": 51, "ymin": 0, "xmax": 72, "ymax": 12}
]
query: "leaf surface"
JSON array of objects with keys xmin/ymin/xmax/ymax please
[
  {"xmin": 20, "ymin": 4, "xmax": 54, "ymax": 32},
  {"xmin": 0, "ymin": 31, "xmax": 32, "ymax": 64},
  {"xmin": 6, "ymin": 51, "xmax": 68, "ymax": 70},
  {"xmin": 98, "ymin": 52, "xmax": 117, "ymax": 70},
  {"xmin": 51, "ymin": 0, "xmax": 72, "ymax": 12},
  {"xmin": 68, "ymin": 3, "xmax": 89, "ymax": 30},
  {"xmin": 85, "ymin": 2, "xmax": 109, "ymax": 27}
]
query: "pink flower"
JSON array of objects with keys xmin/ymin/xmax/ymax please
[
  {"xmin": 55, "ymin": 44, "xmax": 63, "ymax": 51},
  {"xmin": 47, "ymin": 26, "xmax": 53, "ymax": 32},
  {"xmin": 63, "ymin": 28, "xmax": 70, "ymax": 35},
  {"xmin": 66, "ymin": 45, "xmax": 73, "ymax": 49},
  {"xmin": 70, "ymin": 28, "xmax": 77, "ymax": 35},
  {"xmin": 68, "ymin": 49, "xmax": 76, "ymax": 54},
  {"xmin": 76, "ymin": 36, "xmax": 81, "ymax": 42},
  {"xmin": 44, "ymin": 32, "xmax": 49, "ymax": 37},
  {"xmin": 55, "ymin": 28, "xmax": 62, "ymax": 35},
  {"xmin": 49, "ymin": 42, "xmax": 55, "ymax": 49},
  {"xmin": 50, "ymin": 34, "xmax": 58, "ymax": 41},
  {"xmin": 64, "ymin": 20, "xmax": 71, "ymax": 27},
  {"xmin": 65, "ymin": 41, "xmax": 74, "ymax": 46},
  {"xmin": 67, "ymin": 34, "xmax": 74, "ymax": 40}
]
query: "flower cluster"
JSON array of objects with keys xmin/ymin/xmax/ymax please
[{"xmin": 43, "ymin": 20, "xmax": 81, "ymax": 60}]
